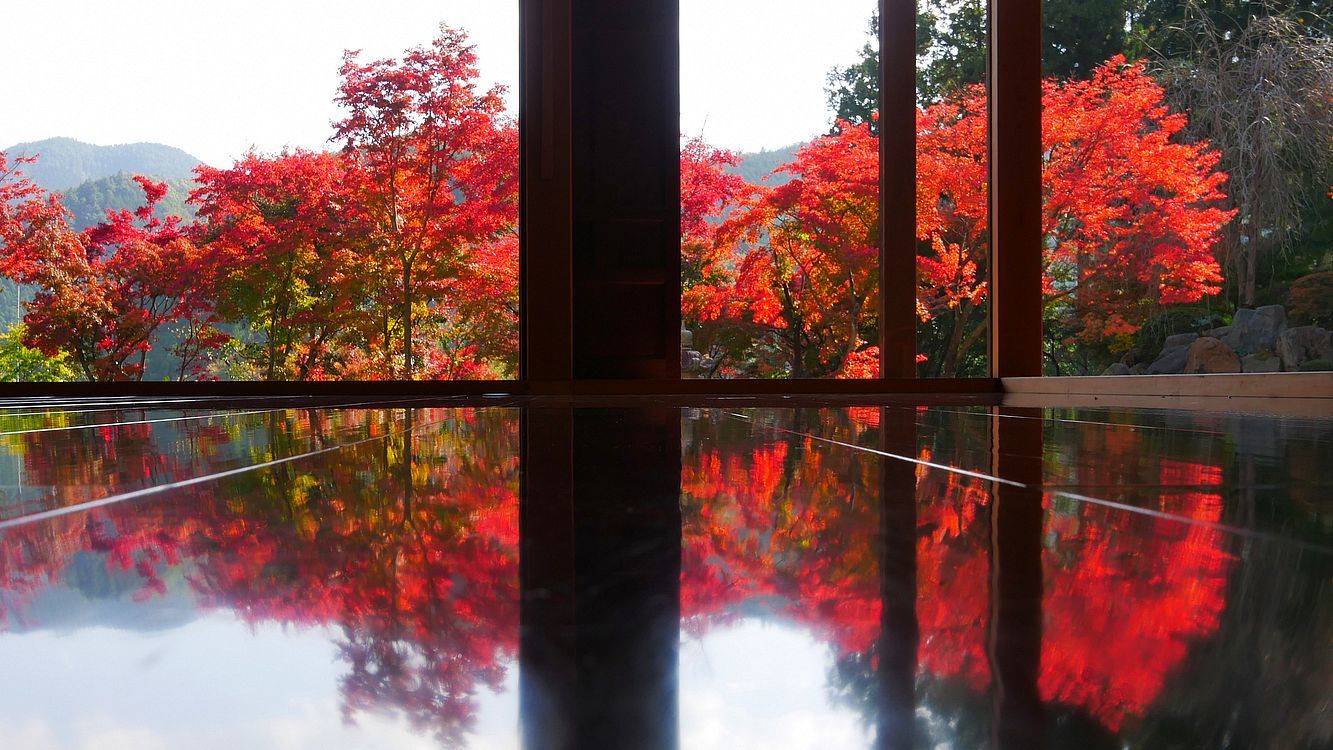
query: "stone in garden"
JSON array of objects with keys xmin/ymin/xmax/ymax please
[
  {"xmin": 1184, "ymin": 337, "xmax": 1241, "ymax": 374},
  {"xmin": 1241, "ymin": 353, "xmax": 1282, "ymax": 373},
  {"xmin": 1222, "ymin": 305, "xmax": 1286, "ymax": 355},
  {"xmin": 1148, "ymin": 348, "xmax": 1187, "ymax": 374},
  {"xmin": 1164, "ymin": 332, "xmax": 1199, "ymax": 349},
  {"xmin": 1276, "ymin": 326, "xmax": 1333, "ymax": 371},
  {"xmin": 1147, "ymin": 333, "xmax": 1198, "ymax": 374},
  {"xmin": 1101, "ymin": 362, "xmax": 1132, "ymax": 376}
]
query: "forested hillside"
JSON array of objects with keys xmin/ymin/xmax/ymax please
[
  {"xmin": 1, "ymin": 137, "xmax": 201, "ymax": 191},
  {"xmin": 732, "ymin": 144, "xmax": 802, "ymax": 186},
  {"xmin": 61, "ymin": 172, "xmax": 196, "ymax": 230}
]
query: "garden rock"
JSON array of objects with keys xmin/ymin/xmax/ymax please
[
  {"xmin": 1276, "ymin": 326, "xmax": 1333, "ymax": 371},
  {"xmin": 1222, "ymin": 305, "xmax": 1286, "ymax": 355},
  {"xmin": 1241, "ymin": 353, "xmax": 1282, "ymax": 373},
  {"xmin": 1163, "ymin": 333, "xmax": 1199, "ymax": 350},
  {"xmin": 1147, "ymin": 333, "xmax": 1198, "ymax": 374},
  {"xmin": 1184, "ymin": 337, "xmax": 1241, "ymax": 374},
  {"xmin": 1102, "ymin": 363, "xmax": 1132, "ymax": 376}
]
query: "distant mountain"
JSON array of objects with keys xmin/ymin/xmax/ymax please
[
  {"xmin": 62, "ymin": 171, "xmax": 196, "ymax": 231},
  {"xmin": 2, "ymin": 137, "xmax": 202, "ymax": 192},
  {"xmin": 732, "ymin": 143, "xmax": 803, "ymax": 186}
]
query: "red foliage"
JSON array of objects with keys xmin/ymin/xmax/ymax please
[
  {"xmin": 0, "ymin": 165, "xmax": 220, "ymax": 381},
  {"xmin": 192, "ymin": 150, "xmax": 372, "ymax": 380},
  {"xmin": 687, "ymin": 57, "xmax": 1234, "ymax": 376},
  {"xmin": 332, "ymin": 26, "xmax": 518, "ymax": 379},
  {"xmin": 679, "ymin": 410, "xmax": 1235, "ymax": 733}
]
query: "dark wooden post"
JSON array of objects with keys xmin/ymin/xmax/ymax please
[
  {"xmin": 988, "ymin": 0, "xmax": 1044, "ymax": 377},
  {"xmin": 521, "ymin": 0, "xmax": 574, "ymax": 385},
  {"xmin": 879, "ymin": 0, "xmax": 919, "ymax": 378},
  {"xmin": 570, "ymin": 1, "xmax": 681, "ymax": 379}
]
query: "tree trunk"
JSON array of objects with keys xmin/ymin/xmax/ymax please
[
  {"xmin": 939, "ymin": 304, "xmax": 970, "ymax": 377},
  {"xmin": 1243, "ymin": 220, "xmax": 1260, "ymax": 307},
  {"xmin": 402, "ymin": 257, "xmax": 413, "ymax": 379}
]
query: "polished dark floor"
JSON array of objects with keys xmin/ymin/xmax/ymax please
[{"xmin": 0, "ymin": 398, "xmax": 1328, "ymax": 749}]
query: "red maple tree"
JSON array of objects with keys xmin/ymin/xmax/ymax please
[
  {"xmin": 0, "ymin": 166, "xmax": 220, "ymax": 381},
  {"xmin": 192, "ymin": 150, "xmax": 373, "ymax": 380},
  {"xmin": 686, "ymin": 57, "xmax": 1234, "ymax": 377},
  {"xmin": 332, "ymin": 25, "xmax": 518, "ymax": 379}
]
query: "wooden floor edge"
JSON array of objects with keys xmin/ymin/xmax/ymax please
[{"xmin": 1002, "ymin": 372, "xmax": 1333, "ymax": 399}]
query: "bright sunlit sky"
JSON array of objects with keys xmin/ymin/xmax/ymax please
[{"xmin": 2, "ymin": 0, "xmax": 876, "ymax": 165}]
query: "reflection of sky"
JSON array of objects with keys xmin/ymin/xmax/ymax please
[
  {"xmin": 0, "ymin": 613, "xmax": 519, "ymax": 750},
  {"xmin": 3, "ymin": 591, "xmax": 868, "ymax": 750},
  {"xmin": 680, "ymin": 618, "xmax": 872, "ymax": 750}
]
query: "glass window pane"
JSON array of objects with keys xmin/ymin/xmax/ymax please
[
  {"xmin": 681, "ymin": 1, "xmax": 882, "ymax": 379},
  {"xmin": 1039, "ymin": 3, "xmax": 1331, "ymax": 376},
  {"xmin": 0, "ymin": 2, "xmax": 519, "ymax": 382},
  {"xmin": 916, "ymin": 0, "xmax": 991, "ymax": 377}
]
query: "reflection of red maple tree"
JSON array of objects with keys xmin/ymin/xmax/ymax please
[
  {"xmin": 1038, "ymin": 459, "xmax": 1232, "ymax": 730},
  {"xmin": 1, "ymin": 406, "xmax": 1238, "ymax": 743},
  {"xmin": 680, "ymin": 410, "xmax": 1235, "ymax": 734},
  {"xmin": 0, "ymin": 408, "xmax": 519, "ymax": 749}
]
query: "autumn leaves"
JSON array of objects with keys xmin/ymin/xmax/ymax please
[
  {"xmin": 0, "ymin": 26, "xmax": 1234, "ymax": 381},
  {"xmin": 0, "ymin": 26, "xmax": 518, "ymax": 382}
]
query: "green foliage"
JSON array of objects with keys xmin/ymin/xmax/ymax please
[
  {"xmin": 0, "ymin": 137, "xmax": 201, "ymax": 191},
  {"xmin": 731, "ymin": 144, "xmax": 803, "ymax": 186},
  {"xmin": 918, "ymin": 0, "xmax": 989, "ymax": 99},
  {"xmin": 1134, "ymin": 305, "xmax": 1229, "ymax": 356},
  {"xmin": 61, "ymin": 172, "xmax": 196, "ymax": 231},
  {"xmin": 1298, "ymin": 358, "xmax": 1333, "ymax": 371},
  {"xmin": 0, "ymin": 324, "xmax": 77, "ymax": 382},
  {"xmin": 1131, "ymin": 0, "xmax": 1330, "ymax": 59},
  {"xmin": 1045, "ymin": 0, "xmax": 1133, "ymax": 77}
]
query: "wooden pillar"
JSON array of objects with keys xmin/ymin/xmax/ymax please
[
  {"xmin": 988, "ymin": 407, "xmax": 1044, "ymax": 748},
  {"xmin": 521, "ymin": 0, "xmax": 574, "ymax": 384},
  {"xmin": 879, "ymin": 0, "xmax": 919, "ymax": 378},
  {"xmin": 988, "ymin": 0, "xmax": 1044, "ymax": 377},
  {"xmin": 570, "ymin": 1, "xmax": 681, "ymax": 379}
]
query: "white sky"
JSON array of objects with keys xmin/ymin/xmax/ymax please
[{"xmin": 2, "ymin": 1, "xmax": 876, "ymax": 165}]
